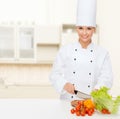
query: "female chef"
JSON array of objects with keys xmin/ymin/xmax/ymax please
[{"xmin": 49, "ymin": 0, "xmax": 113, "ymax": 101}]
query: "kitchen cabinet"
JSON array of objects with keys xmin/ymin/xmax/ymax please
[
  {"xmin": 0, "ymin": 99, "xmax": 119, "ymax": 119},
  {"xmin": 35, "ymin": 25, "xmax": 60, "ymax": 44},
  {"xmin": 18, "ymin": 26, "xmax": 34, "ymax": 59},
  {"xmin": 0, "ymin": 25, "xmax": 15, "ymax": 59},
  {"xmin": 0, "ymin": 24, "xmax": 61, "ymax": 64},
  {"xmin": 36, "ymin": 44, "xmax": 60, "ymax": 64},
  {"xmin": 0, "ymin": 23, "xmax": 99, "ymax": 64},
  {"xmin": 35, "ymin": 25, "xmax": 61, "ymax": 64},
  {"xmin": 0, "ymin": 24, "xmax": 35, "ymax": 63}
]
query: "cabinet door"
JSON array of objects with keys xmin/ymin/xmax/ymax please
[
  {"xmin": 36, "ymin": 25, "xmax": 60, "ymax": 44},
  {"xmin": 0, "ymin": 26, "xmax": 15, "ymax": 58},
  {"xmin": 18, "ymin": 27, "xmax": 34, "ymax": 59}
]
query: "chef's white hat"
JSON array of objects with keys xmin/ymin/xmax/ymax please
[{"xmin": 76, "ymin": 0, "xmax": 97, "ymax": 27}]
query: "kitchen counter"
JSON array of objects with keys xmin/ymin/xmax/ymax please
[{"xmin": 0, "ymin": 99, "xmax": 119, "ymax": 119}]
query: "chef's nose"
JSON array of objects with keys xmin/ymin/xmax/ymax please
[{"xmin": 83, "ymin": 29, "xmax": 87, "ymax": 35}]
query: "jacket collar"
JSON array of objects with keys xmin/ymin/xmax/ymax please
[{"xmin": 76, "ymin": 41, "xmax": 94, "ymax": 50}]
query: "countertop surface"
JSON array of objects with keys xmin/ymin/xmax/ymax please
[{"xmin": 0, "ymin": 99, "xmax": 120, "ymax": 119}]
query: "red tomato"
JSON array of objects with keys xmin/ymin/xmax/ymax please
[
  {"xmin": 77, "ymin": 103, "xmax": 81, "ymax": 108},
  {"xmin": 102, "ymin": 109, "xmax": 106, "ymax": 114},
  {"xmin": 81, "ymin": 109, "xmax": 86, "ymax": 116},
  {"xmin": 75, "ymin": 105, "xmax": 81, "ymax": 111},
  {"xmin": 89, "ymin": 108, "xmax": 95, "ymax": 113},
  {"xmin": 81, "ymin": 100, "xmax": 84, "ymax": 105},
  {"xmin": 85, "ymin": 107, "xmax": 89, "ymax": 114},
  {"xmin": 87, "ymin": 110, "xmax": 93, "ymax": 116},
  {"xmin": 77, "ymin": 101, "xmax": 81, "ymax": 105},
  {"xmin": 107, "ymin": 111, "xmax": 111, "ymax": 114},
  {"xmin": 76, "ymin": 111, "xmax": 81, "ymax": 116},
  {"xmin": 101, "ymin": 109, "xmax": 110, "ymax": 114},
  {"xmin": 71, "ymin": 108, "xmax": 75, "ymax": 114}
]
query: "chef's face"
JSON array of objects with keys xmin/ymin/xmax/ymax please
[{"xmin": 76, "ymin": 26, "xmax": 95, "ymax": 43}]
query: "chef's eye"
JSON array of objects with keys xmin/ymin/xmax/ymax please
[
  {"xmin": 87, "ymin": 27, "xmax": 92, "ymax": 30},
  {"xmin": 78, "ymin": 27, "xmax": 83, "ymax": 29}
]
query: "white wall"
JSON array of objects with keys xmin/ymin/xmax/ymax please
[
  {"xmin": 0, "ymin": 0, "xmax": 77, "ymax": 25},
  {"xmin": 48, "ymin": 0, "xmax": 77, "ymax": 24},
  {"xmin": 97, "ymin": 0, "xmax": 120, "ymax": 95},
  {"xmin": 0, "ymin": 0, "xmax": 48, "ymax": 24}
]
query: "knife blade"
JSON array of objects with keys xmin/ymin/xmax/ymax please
[{"xmin": 74, "ymin": 90, "xmax": 91, "ymax": 99}]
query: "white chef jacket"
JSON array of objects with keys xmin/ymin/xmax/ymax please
[{"xmin": 49, "ymin": 41, "xmax": 113, "ymax": 101}]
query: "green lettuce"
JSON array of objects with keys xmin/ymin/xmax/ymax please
[{"xmin": 91, "ymin": 86, "xmax": 120, "ymax": 114}]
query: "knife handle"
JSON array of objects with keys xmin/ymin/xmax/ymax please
[{"xmin": 74, "ymin": 90, "xmax": 78, "ymax": 94}]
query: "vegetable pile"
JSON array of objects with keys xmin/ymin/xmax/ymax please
[
  {"xmin": 70, "ymin": 99, "xmax": 95, "ymax": 116},
  {"xmin": 91, "ymin": 86, "xmax": 120, "ymax": 114},
  {"xmin": 70, "ymin": 86, "xmax": 120, "ymax": 116}
]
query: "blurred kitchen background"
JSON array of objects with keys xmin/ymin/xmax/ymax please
[{"xmin": 0, "ymin": 0, "xmax": 120, "ymax": 98}]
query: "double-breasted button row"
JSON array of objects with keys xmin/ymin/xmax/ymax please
[
  {"xmin": 74, "ymin": 49, "xmax": 77, "ymax": 61},
  {"xmin": 71, "ymin": 48, "xmax": 93, "ymax": 96},
  {"xmin": 88, "ymin": 47, "xmax": 93, "ymax": 88},
  {"xmin": 74, "ymin": 48, "xmax": 93, "ymax": 52},
  {"xmin": 88, "ymin": 73, "xmax": 91, "ymax": 88}
]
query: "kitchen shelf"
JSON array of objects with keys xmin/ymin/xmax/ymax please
[{"xmin": 37, "ymin": 42, "xmax": 59, "ymax": 46}]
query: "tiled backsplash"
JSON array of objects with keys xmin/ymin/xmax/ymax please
[{"xmin": 0, "ymin": 64, "xmax": 52, "ymax": 86}]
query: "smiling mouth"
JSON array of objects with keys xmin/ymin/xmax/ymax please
[{"xmin": 82, "ymin": 36, "xmax": 88, "ymax": 39}]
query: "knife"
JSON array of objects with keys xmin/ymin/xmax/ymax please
[{"xmin": 74, "ymin": 90, "xmax": 91, "ymax": 99}]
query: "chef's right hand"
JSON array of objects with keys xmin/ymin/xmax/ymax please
[{"xmin": 63, "ymin": 83, "xmax": 75, "ymax": 94}]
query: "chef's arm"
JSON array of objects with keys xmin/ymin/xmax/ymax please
[
  {"xmin": 94, "ymin": 53, "xmax": 113, "ymax": 89},
  {"xmin": 49, "ymin": 47, "xmax": 69, "ymax": 94}
]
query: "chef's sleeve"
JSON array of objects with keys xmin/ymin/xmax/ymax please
[
  {"xmin": 94, "ymin": 52, "xmax": 113, "ymax": 89},
  {"xmin": 49, "ymin": 47, "xmax": 68, "ymax": 94}
]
